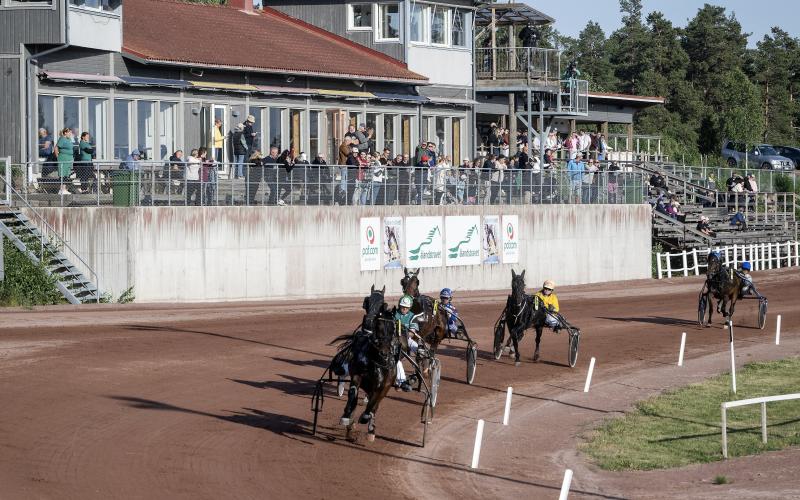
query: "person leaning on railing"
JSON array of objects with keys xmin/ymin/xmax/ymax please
[
  {"xmin": 165, "ymin": 150, "xmax": 185, "ymax": 195},
  {"xmin": 185, "ymin": 149, "xmax": 202, "ymax": 206},
  {"xmin": 76, "ymin": 132, "xmax": 95, "ymax": 194}
]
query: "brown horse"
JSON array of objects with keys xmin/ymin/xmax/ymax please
[
  {"xmin": 329, "ymin": 286, "xmax": 398, "ymax": 442},
  {"xmin": 701, "ymin": 253, "xmax": 742, "ymax": 325}
]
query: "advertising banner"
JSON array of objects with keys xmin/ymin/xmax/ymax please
[
  {"xmin": 382, "ymin": 216, "xmax": 404, "ymax": 269},
  {"xmin": 406, "ymin": 216, "xmax": 443, "ymax": 268},
  {"xmin": 359, "ymin": 217, "xmax": 381, "ymax": 271},
  {"xmin": 446, "ymin": 216, "xmax": 481, "ymax": 267},
  {"xmin": 482, "ymin": 215, "xmax": 501, "ymax": 264},
  {"xmin": 502, "ymin": 215, "xmax": 520, "ymax": 264}
]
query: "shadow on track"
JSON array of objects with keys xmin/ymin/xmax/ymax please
[{"xmin": 598, "ymin": 316, "xmax": 698, "ymax": 327}]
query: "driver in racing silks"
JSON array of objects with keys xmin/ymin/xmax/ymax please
[
  {"xmin": 439, "ymin": 288, "xmax": 460, "ymax": 334},
  {"xmin": 738, "ymin": 261, "xmax": 761, "ymax": 299},
  {"xmin": 394, "ymin": 295, "xmax": 419, "ymax": 392},
  {"xmin": 534, "ymin": 279, "xmax": 562, "ymax": 333}
]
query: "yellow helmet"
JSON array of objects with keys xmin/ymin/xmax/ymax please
[{"xmin": 543, "ymin": 280, "xmax": 555, "ymax": 290}]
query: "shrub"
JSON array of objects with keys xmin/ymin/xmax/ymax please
[{"xmin": 0, "ymin": 238, "xmax": 64, "ymax": 306}]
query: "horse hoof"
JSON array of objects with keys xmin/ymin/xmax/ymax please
[
  {"xmin": 346, "ymin": 432, "xmax": 357, "ymax": 443},
  {"xmin": 533, "ymin": 355, "xmax": 540, "ymax": 363},
  {"xmin": 367, "ymin": 433, "xmax": 375, "ymax": 442},
  {"xmin": 514, "ymin": 361, "xmax": 521, "ymax": 367},
  {"xmin": 340, "ymin": 417, "xmax": 350, "ymax": 426}
]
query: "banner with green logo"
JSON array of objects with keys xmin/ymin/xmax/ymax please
[
  {"xmin": 483, "ymin": 215, "xmax": 500, "ymax": 264},
  {"xmin": 360, "ymin": 217, "xmax": 381, "ymax": 271},
  {"xmin": 445, "ymin": 216, "xmax": 481, "ymax": 267},
  {"xmin": 382, "ymin": 216, "xmax": 403, "ymax": 269},
  {"xmin": 406, "ymin": 216, "xmax": 443, "ymax": 268},
  {"xmin": 502, "ymin": 215, "xmax": 519, "ymax": 263}
]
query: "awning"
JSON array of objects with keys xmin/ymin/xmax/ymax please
[
  {"xmin": 39, "ymin": 71, "xmax": 123, "ymax": 84},
  {"xmin": 425, "ymin": 96, "xmax": 478, "ymax": 106},
  {"xmin": 189, "ymin": 81, "xmax": 258, "ymax": 92},
  {"xmin": 120, "ymin": 76, "xmax": 190, "ymax": 88},
  {"xmin": 371, "ymin": 92, "xmax": 428, "ymax": 103},
  {"xmin": 316, "ymin": 89, "xmax": 375, "ymax": 99},
  {"xmin": 254, "ymin": 85, "xmax": 319, "ymax": 96}
]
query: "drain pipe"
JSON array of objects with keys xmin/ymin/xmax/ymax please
[{"xmin": 26, "ymin": 2, "xmax": 70, "ymax": 162}]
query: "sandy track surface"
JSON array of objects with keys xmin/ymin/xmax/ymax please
[{"xmin": 1, "ymin": 269, "xmax": 799, "ymax": 499}]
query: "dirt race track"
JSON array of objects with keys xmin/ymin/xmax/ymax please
[{"xmin": 2, "ymin": 269, "xmax": 800, "ymax": 500}]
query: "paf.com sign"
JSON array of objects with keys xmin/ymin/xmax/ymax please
[
  {"xmin": 502, "ymin": 215, "xmax": 519, "ymax": 264},
  {"xmin": 406, "ymin": 216, "xmax": 443, "ymax": 268},
  {"xmin": 360, "ymin": 217, "xmax": 381, "ymax": 271},
  {"xmin": 446, "ymin": 216, "xmax": 481, "ymax": 266}
]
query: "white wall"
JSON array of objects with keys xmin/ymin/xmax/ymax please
[
  {"xmin": 408, "ymin": 45, "xmax": 472, "ymax": 87},
  {"xmin": 68, "ymin": 7, "xmax": 122, "ymax": 53},
  {"xmin": 28, "ymin": 205, "xmax": 652, "ymax": 302}
]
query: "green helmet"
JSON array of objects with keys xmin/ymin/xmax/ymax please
[{"xmin": 399, "ymin": 295, "xmax": 414, "ymax": 308}]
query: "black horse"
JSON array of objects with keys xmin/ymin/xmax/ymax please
[
  {"xmin": 328, "ymin": 286, "xmax": 399, "ymax": 442},
  {"xmin": 700, "ymin": 253, "xmax": 742, "ymax": 326},
  {"xmin": 494, "ymin": 269, "xmax": 549, "ymax": 365}
]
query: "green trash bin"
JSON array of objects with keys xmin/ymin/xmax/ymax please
[{"xmin": 112, "ymin": 170, "xmax": 140, "ymax": 207}]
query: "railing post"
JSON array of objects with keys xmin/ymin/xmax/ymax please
[
  {"xmin": 3, "ymin": 156, "xmax": 10, "ymax": 204},
  {"xmin": 761, "ymin": 401, "xmax": 768, "ymax": 444}
]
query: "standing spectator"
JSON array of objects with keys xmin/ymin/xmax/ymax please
[
  {"xmin": 344, "ymin": 124, "xmax": 358, "ymax": 141},
  {"xmin": 185, "ymin": 149, "xmax": 202, "ymax": 205},
  {"xmin": 276, "ymin": 149, "xmax": 295, "ymax": 206},
  {"xmin": 165, "ymin": 149, "xmax": 185, "ymax": 195},
  {"xmin": 38, "ymin": 127, "xmax": 54, "ymax": 159},
  {"xmin": 243, "ymin": 114, "xmax": 257, "ymax": 155},
  {"xmin": 336, "ymin": 140, "xmax": 352, "ymax": 203},
  {"xmin": 457, "ymin": 158, "xmax": 471, "ymax": 203},
  {"xmin": 368, "ymin": 154, "xmax": 385, "ymax": 205},
  {"xmin": 545, "ymin": 129, "xmax": 559, "ymax": 151},
  {"xmin": 254, "ymin": 146, "xmax": 274, "ymax": 205},
  {"xmin": 311, "ymin": 152, "xmax": 330, "ymax": 204},
  {"xmin": 198, "ymin": 147, "xmax": 217, "ymax": 205},
  {"xmin": 76, "ymin": 132, "xmax": 94, "ymax": 193},
  {"xmin": 582, "ymin": 158, "xmax": 598, "ymax": 203},
  {"xmin": 55, "ymin": 128, "xmax": 74, "ymax": 195},
  {"xmin": 212, "ymin": 118, "xmax": 225, "ymax": 163},
  {"xmin": 487, "ymin": 124, "xmax": 501, "ymax": 155},
  {"xmin": 338, "ymin": 136, "xmax": 353, "ymax": 165},
  {"xmin": 604, "ymin": 161, "xmax": 621, "ymax": 203},
  {"xmin": 413, "ymin": 139, "xmax": 428, "ymax": 165},
  {"xmin": 365, "ymin": 127, "xmax": 376, "ymax": 153},
  {"xmin": 579, "ymin": 130, "xmax": 591, "ymax": 156},
  {"xmin": 355, "ymin": 123, "xmax": 369, "ymax": 153},
  {"xmin": 344, "ymin": 146, "xmax": 360, "ymax": 205},
  {"xmin": 231, "ymin": 123, "xmax": 247, "ymax": 179},
  {"xmin": 294, "ymin": 152, "xmax": 312, "ymax": 204},
  {"xmin": 597, "ymin": 133, "xmax": 610, "ymax": 161},
  {"xmin": 432, "ymin": 156, "xmax": 449, "ymax": 204},
  {"xmin": 564, "ymin": 132, "xmax": 576, "ymax": 160},
  {"xmin": 490, "ymin": 156, "xmax": 507, "ymax": 204},
  {"xmin": 567, "ymin": 153, "xmax": 585, "ymax": 203}
]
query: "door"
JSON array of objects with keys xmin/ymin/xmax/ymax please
[
  {"xmin": 327, "ymin": 109, "xmax": 346, "ymax": 163},
  {"xmin": 210, "ymin": 104, "xmax": 227, "ymax": 164}
]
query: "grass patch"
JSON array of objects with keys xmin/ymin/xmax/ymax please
[
  {"xmin": 712, "ymin": 475, "xmax": 729, "ymax": 485},
  {"xmin": 582, "ymin": 357, "xmax": 800, "ymax": 471}
]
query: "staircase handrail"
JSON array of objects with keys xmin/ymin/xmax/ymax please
[
  {"xmin": 652, "ymin": 209, "xmax": 714, "ymax": 247},
  {"xmin": 0, "ymin": 173, "xmax": 100, "ymax": 302},
  {"xmin": 637, "ymin": 162, "xmax": 717, "ymax": 205}
]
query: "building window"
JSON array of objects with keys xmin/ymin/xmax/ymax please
[
  {"xmin": 431, "ymin": 6, "xmax": 448, "ymax": 46},
  {"xmin": 114, "ymin": 99, "xmax": 130, "ymax": 159},
  {"xmin": 269, "ymin": 107, "xmax": 283, "ymax": 150},
  {"xmin": 37, "ymin": 95, "xmax": 56, "ymax": 159},
  {"xmin": 289, "ymin": 109, "xmax": 303, "ymax": 155},
  {"xmin": 348, "ymin": 3, "xmax": 372, "ymax": 31},
  {"xmin": 88, "ymin": 98, "xmax": 106, "ymax": 160},
  {"xmin": 435, "ymin": 116, "xmax": 446, "ymax": 157},
  {"xmin": 376, "ymin": 3, "xmax": 399, "ymax": 41},
  {"xmin": 6, "ymin": 0, "xmax": 55, "ymax": 7},
  {"xmin": 452, "ymin": 118, "xmax": 462, "ymax": 164},
  {"xmin": 383, "ymin": 114, "xmax": 396, "ymax": 155},
  {"xmin": 63, "ymin": 96, "xmax": 81, "ymax": 139},
  {"xmin": 68, "ymin": 0, "xmax": 121, "ymax": 14},
  {"xmin": 452, "ymin": 10, "xmax": 466, "ymax": 47},
  {"xmin": 136, "ymin": 100, "xmax": 155, "ymax": 160},
  {"xmin": 159, "ymin": 102, "xmax": 176, "ymax": 160},
  {"xmin": 401, "ymin": 115, "xmax": 412, "ymax": 156},
  {"xmin": 248, "ymin": 107, "xmax": 263, "ymax": 151},
  {"xmin": 410, "ymin": 4, "xmax": 427, "ymax": 43},
  {"xmin": 309, "ymin": 111, "xmax": 320, "ymax": 159}
]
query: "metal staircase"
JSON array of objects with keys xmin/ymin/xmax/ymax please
[{"xmin": 1, "ymin": 164, "xmax": 99, "ymax": 304}]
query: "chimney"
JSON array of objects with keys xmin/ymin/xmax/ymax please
[{"xmin": 228, "ymin": 0, "xmax": 253, "ymax": 14}]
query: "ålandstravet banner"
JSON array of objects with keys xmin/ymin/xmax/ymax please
[
  {"xmin": 359, "ymin": 217, "xmax": 381, "ymax": 271},
  {"xmin": 383, "ymin": 216, "xmax": 404, "ymax": 269},
  {"xmin": 406, "ymin": 216, "xmax": 443, "ymax": 268},
  {"xmin": 446, "ymin": 216, "xmax": 481, "ymax": 267},
  {"xmin": 483, "ymin": 215, "xmax": 501, "ymax": 264},
  {"xmin": 502, "ymin": 215, "xmax": 520, "ymax": 264}
]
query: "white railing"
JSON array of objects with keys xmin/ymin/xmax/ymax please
[
  {"xmin": 721, "ymin": 393, "xmax": 800, "ymax": 458},
  {"xmin": 656, "ymin": 241, "xmax": 800, "ymax": 279}
]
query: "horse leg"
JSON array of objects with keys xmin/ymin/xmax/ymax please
[
  {"xmin": 510, "ymin": 327, "xmax": 522, "ymax": 366},
  {"xmin": 533, "ymin": 326, "xmax": 543, "ymax": 362},
  {"xmin": 341, "ymin": 379, "xmax": 360, "ymax": 441},
  {"xmin": 706, "ymin": 294, "xmax": 713, "ymax": 327},
  {"xmin": 361, "ymin": 382, "xmax": 391, "ymax": 443}
]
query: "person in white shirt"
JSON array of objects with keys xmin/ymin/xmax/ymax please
[{"xmin": 185, "ymin": 149, "xmax": 202, "ymax": 205}]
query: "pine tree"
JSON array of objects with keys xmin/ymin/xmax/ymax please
[{"xmin": 572, "ymin": 21, "xmax": 617, "ymax": 92}]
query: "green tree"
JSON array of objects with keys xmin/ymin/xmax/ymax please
[
  {"xmin": 609, "ymin": 0, "xmax": 651, "ymax": 94},
  {"xmin": 571, "ymin": 21, "xmax": 617, "ymax": 91},
  {"xmin": 754, "ymin": 28, "xmax": 800, "ymax": 144}
]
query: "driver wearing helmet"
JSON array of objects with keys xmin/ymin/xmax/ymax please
[
  {"xmin": 439, "ymin": 288, "xmax": 460, "ymax": 334},
  {"xmin": 535, "ymin": 280, "xmax": 562, "ymax": 332},
  {"xmin": 738, "ymin": 261, "xmax": 759, "ymax": 298},
  {"xmin": 394, "ymin": 295, "xmax": 419, "ymax": 392}
]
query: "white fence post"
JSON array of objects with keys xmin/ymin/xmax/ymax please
[
  {"xmin": 692, "ymin": 248, "xmax": 700, "ymax": 275},
  {"xmin": 471, "ymin": 419, "xmax": 485, "ymax": 469},
  {"xmin": 682, "ymin": 250, "xmax": 689, "ymax": 277},
  {"xmin": 721, "ymin": 404, "xmax": 728, "ymax": 459},
  {"xmin": 732, "ymin": 244, "xmax": 738, "ymax": 268},
  {"xmin": 666, "ymin": 254, "xmax": 673, "ymax": 279},
  {"xmin": 728, "ymin": 321, "xmax": 736, "ymax": 394},
  {"xmin": 559, "ymin": 469, "xmax": 573, "ymax": 500},
  {"xmin": 678, "ymin": 332, "xmax": 686, "ymax": 366},
  {"xmin": 656, "ymin": 252, "xmax": 663, "ymax": 279},
  {"xmin": 761, "ymin": 402, "xmax": 767, "ymax": 444},
  {"xmin": 502, "ymin": 387, "xmax": 513, "ymax": 426},
  {"xmin": 584, "ymin": 357, "xmax": 596, "ymax": 393},
  {"xmin": 776, "ymin": 314, "xmax": 782, "ymax": 345}
]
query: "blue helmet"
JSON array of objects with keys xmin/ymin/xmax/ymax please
[
  {"xmin": 439, "ymin": 288, "xmax": 453, "ymax": 299},
  {"xmin": 742, "ymin": 261, "xmax": 751, "ymax": 271},
  {"xmin": 709, "ymin": 251, "xmax": 721, "ymax": 260}
]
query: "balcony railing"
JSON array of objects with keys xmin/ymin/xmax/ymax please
[{"xmin": 475, "ymin": 47, "xmax": 561, "ymax": 85}]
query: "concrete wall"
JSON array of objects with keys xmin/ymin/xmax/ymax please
[{"xmin": 28, "ymin": 204, "xmax": 652, "ymax": 302}]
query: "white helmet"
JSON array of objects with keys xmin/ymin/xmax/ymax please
[
  {"xmin": 399, "ymin": 295, "xmax": 414, "ymax": 308},
  {"xmin": 543, "ymin": 280, "xmax": 555, "ymax": 290}
]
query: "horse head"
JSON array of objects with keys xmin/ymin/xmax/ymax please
[
  {"xmin": 362, "ymin": 285, "xmax": 386, "ymax": 332},
  {"xmin": 401, "ymin": 268, "xmax": 421, "ymax": 298},
  {"xmin": 511, "ymin": 269, "xmax": 526, "ymax": 303}
]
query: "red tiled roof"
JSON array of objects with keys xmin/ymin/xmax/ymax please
[{"xmin": 122, "ymin": 0, "xmax": 427, "ymax": 84}]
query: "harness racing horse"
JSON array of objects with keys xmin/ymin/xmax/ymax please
[
  {"xmin": 700, "ymin": 253, "xmax": 742, "ymax": 326},
  {"xmin": 494, "ymin": 269, "xmax": 549, "ymax": 365},
  {"xmin": 327, "ymin": 286, "xmax": 399, "ymax": 442}
]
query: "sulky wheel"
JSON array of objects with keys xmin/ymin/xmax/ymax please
[
  {"xmin": 493, "ymin": 316, "xmax": 507, "ymax": 360},
  {"xmin": 758, "ymin": 298, "xmax": 768, "ymax": 330},
  {"xmin": 420, "ymin": 395, "xmax": 432, "ymax": 447},
  {"xmin": 429, "ymin": 358, "xmax": 442, "ymax": 408},
  {"xmin": 466, "ymin": 343, "xmax": 477, "ymax": 385},
  {"xmin": 568, "ymin": 329, "xmax": 580, "ymax": 368},
  {"xmin": 698, "ymin": 293, "xmax": 709, "ymax": 327}
]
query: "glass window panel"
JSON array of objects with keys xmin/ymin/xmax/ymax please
[
  {"xmin": 431, "ymin": 7, "xmax": 447, "ymax": 45},
  {"xmin": 421, "ymin": 117, "xmax": 429, "ymax": 143},
  {"xmin": 114, "ymin": 99, "xmax": 130, "ymax": 159},
  {"xmin": 436, "ymin": 117, "xmax": 446, "ymax": 156},
  {"xmin": 269, "ymin": 108, "xmax": 283, "ymax": 150},
  {"xmin": 88, "ymin": 98, "xmax": 106, "ymax": 159},
  {"xmin": 309, "ymin": 110, "xmax": 320, "ymax": 159},
  {"xmin": 350, "ymin": 3, "xmax": 372, "ymax": 28},
  {"xmin": 452, "ymin": 11, "xmax": 466, "ymax": 47},
  {"xmin": 63, "ymin": 96, "xmax": 81, "ymax": 140},
  {"xmin": 211, "ymin": 106, "xmax": 226, "ymax": 163},
  {"xmin": 37, "ymin": 95, "xmax": 56, "ymax": 159},
  {"xmin": 378, "ymin": 4, "xmax": 400, "ymax": 40},
  {"xmin": 383, "ymin": 114, "xmax": 395, "ymax": 155},
  {"xmin": 248, "ymin": 106, "xmax": 263, "ymax": 151},
  {"xmin": 159, "ymin": 102, "xmax": 176, "ymax": 160},
  {"xmin": 136, "ymin": 100, "xmax": 155, "ymax": 160},
  {"xmin": 366, "ymin": 113, "xmax": 377, "ymax": 153},
  {"xmin": 452, "ymin": 118, "xmax": 461, "ymax": 164},
  {"xmin": 410, "ymin": 4, "xmax": 426, "ymax": 43}
]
